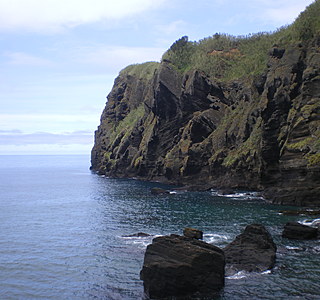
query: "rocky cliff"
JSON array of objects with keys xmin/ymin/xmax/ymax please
[{"xmin": 91, "ymin": 36, "xmax": 320, "ymax": 206}]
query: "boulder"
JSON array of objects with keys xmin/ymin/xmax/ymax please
[
  {"xmin": 183, "ymin": 227, "xmax": 203, "ymax": 239},
  {"xmin": 151, "ymin": 187, "xmax": 170, "ymax": 195},
  {"xmin": 224, "ymin": 224, "xmax": 276, "ymax": 274},
  {"xmin": 140, "ymin": 234, "xmax": 225, "ymax": 299},
  {"xmin": 282, "ymin": 222, "xmax": 318, "ymax": 240}
]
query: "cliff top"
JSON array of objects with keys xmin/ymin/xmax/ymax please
[
  {"xmin": 120, "ymin": 61, "xmax": 159, "ymax": 81},
  {"xmin": 118, "ymin": 0, "xmax": 320, "ymax": 83}
]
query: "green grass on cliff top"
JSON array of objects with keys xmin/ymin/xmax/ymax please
[
  {"xmin": 120, "ymin": 61, "xmax": 159, "ymax": 80},
  {"xmin": 120, "ymin": 0, "xmax": 319, "ymax": 82},
  {"xmin": 161, "ymin": 0, "xmax": 320, "ymax": 81}
]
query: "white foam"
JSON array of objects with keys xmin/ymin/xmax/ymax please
[
  {"xmin": 226, "ymin": 271, "xmax": 250, "ymax": 280},
  {"xmin": 227, "ymin": 269, "xmax": 271, "ymax": 280},
  {"xmin": 285, "ymin": 246, "xmax": 303, "ymax": 251},
  {"xmin": 313, "ymin": 246, "xmax": 320, "ymax": 252},
  {"xmin": 211, "ymin": 190, "xmax": 264, "ymax": 200},
  {"xmin": 299, "ymin": 218, "xmax": 320, "ymax": 228},
  {"xmin": 203, "ymin": 233, "xmax": 229, "ymax": 245},
  {"xmin": 120, "ymin": 234, "xmax": 161, "ymax": 249}
]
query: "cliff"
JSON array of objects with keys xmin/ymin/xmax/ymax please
[{"xmin": 91, "ymin": 3, "xmax": 320, "ymax": 206}]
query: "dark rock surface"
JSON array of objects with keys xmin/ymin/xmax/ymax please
[
  {"xmin": 282, "ymin": 222, "xmax": 318, "ymax": 240},
  {"xmin": 183, "ymin": 227, "xmax": 203, "ymax": 239},
  {"xmin": 140, "ymin": 234, "xmax": 225, "ymax": 299},
  {"xmin": 150, "ymin": 187, "xmax": 170, "ymax": 195},
  {"xmin": 224, "ymin": 224, "xmax": 277, "ymax": 274},
  {"xmin": 91, "ymin": 37, "xmax": 320, "ymax": 206}
]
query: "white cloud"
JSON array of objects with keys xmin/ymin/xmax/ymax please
[
  {"xmin": 264, "ymin": 4, "xmax": 311, "ymax": 24},
  {"xmin": 74, "ymin": 45, "xmax": 165, "ymax": 71},
  {"xmin": 157, "ymin": 20, "xmax": 187, "ymax": 35},
  {"xmin": 246, "ymin": 0, "xmax": 314, "ymax": 25},
  {"xmin": 4, "ymin": 52, "xmax": 54, "ymax": 66},
  {"xmin": 0, "ymin": 0, "xmax": 168, "ymax": 32}
]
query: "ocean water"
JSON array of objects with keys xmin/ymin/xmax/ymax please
[{"xmin": 0, "ymin": 155, "xmax": 319, "ymax": 300}]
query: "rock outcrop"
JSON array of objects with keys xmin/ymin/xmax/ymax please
[
  {"xmin": 183, "ymin": 227, "xmax": 203, "ymax": 240},
  {"xmin": 282, "ymin": 222, "xmax": 319, "ymax": 239},
  {"xmin": 91, "ymin": 36, "xmax": 320, "ymax": 206},
  {"xmin": 140, "ymin": 234, "xmax": 225, "ymax": 299},
  {"xmin": 224, "ymin": 224, "xmax": 277, "ymax": 274}
]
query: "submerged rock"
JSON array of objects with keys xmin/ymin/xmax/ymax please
[
  {"xmin": 150, "ymin": 187, "xmax": 170, "ymax": 195},
  {"xmin": 122, "ymin": 232, "xmax": 151, "ymax": 238},
  {"xmin": 183, "ymin": 227, "xmax": 203, "ymax": 239},
  {"xmin": 224, "ymin": 224, "xmax": 276, "ymax": 275},
  {"xmin": 282, "ymin": 222, "xmax": 318, "ymax": 240},
  {"xmin": 140, "ymin": 234, "xmax": 225, "ymax": 299}
]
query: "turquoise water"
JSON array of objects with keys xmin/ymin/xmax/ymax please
[{"xmin": 0, "ymin": 155, "xmax": 319, "ymax": 299}]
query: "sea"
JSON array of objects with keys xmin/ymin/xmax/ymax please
[{"xmin": 0, "ymin": 155, "xmax": 319, "ymax": 300}]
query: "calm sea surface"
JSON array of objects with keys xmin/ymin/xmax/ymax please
[{"xmin": 0, "ymin": 155, "xmax": 319, "ymax": 299}]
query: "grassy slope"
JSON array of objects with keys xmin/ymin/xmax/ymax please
[{"xmin": 162, "ymin": 0, "xmax": 320, "ymax": 81}]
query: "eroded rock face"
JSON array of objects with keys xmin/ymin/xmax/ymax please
[
  {"xmin": 140, "ymin": 234, "xmax": 225, "ymax": 299},
  {"xmin": 224, "ymin": 224, "xmax": 277, "ymax": 275},
  {"xmin": 91, "ymin": 38, "xmax": 320, "ymax": 206},
  {"xmin": 282, "ymin": 222, "xmax": 319, "ymax": 240}
]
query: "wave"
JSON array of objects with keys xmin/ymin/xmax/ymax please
[
  {"xmin": 211, "ymin": 190, "xmax": 264, "ymax": 200},
  {"xmin": 299, "ymin": 218, "xmax": 320, "ymax": 228},
  {"xmin": 285, "ymin": 246, "xmax": 304, "ymax": 251},
  {"xmin": 203, "ymin": 233, "xmax": 230, "ymax": 245},
  {"xmin": 226, "ymin": 269, "xmax": 271, "ymax": 280},
  {"xmin": 120, "ymin": 235, "xmax": 161, "ymax": 249}
]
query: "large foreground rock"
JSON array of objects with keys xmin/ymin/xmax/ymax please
[
  {"xmin": 282, "ymin": 222, "xmax": 318, "ymax": 240},
  {"xmin": 224, "ymin": 224, "xmax": 276, "ymax": 274},
  {"xmin": 140, "ymin": 234, "xmax": 225, "ymax": 299}
]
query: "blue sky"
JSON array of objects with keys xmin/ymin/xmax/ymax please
[{"xmin": 0, "ymin": 0, "xmax": 315, "ymax": 155}]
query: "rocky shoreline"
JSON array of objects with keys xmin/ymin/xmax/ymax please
[
  {"xmin": 91, "ymin": 36, "xmax": 320, "ymax": 207},
  {"xmin": 139, "ymin": 221, "xmax": 320, "ymax": 299}
]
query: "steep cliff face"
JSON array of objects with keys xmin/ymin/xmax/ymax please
[{"xmin": 91, "ymin": 39, "xmax": 320, "ymax": 206}]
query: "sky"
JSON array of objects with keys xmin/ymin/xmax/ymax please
[{"xmin": 0, "ymin": 0, "xmax": 315, "ymax": 155}]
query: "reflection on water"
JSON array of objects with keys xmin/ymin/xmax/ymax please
[{"xmin": 0, "ymin": 155, "xmax": 319, "ymax": 299}]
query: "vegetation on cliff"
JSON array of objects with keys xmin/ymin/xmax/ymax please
[
  {"xmin": 162, "ymin": 0, "xmax": 320, "ymax": 81},
  {"xmin": 92, "ymin": 1, "xmax": 320, "ymax": 206},
  {"xmin": 120, "ymin": 62, "xmax": 159, "ymax": 80}
]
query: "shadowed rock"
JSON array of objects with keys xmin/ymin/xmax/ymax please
[
  {"xmin": 140, "ymin": 234, "xmax": 225, "ymax": 299},
  {"xmin": 224, "ymin": 224, "xmax": 276, "ymax": 275},
  {"xmin": 150, "ymin": 187, "xmax": 170, "ymax": 195},
  {"xmin": 282, "ymin": 222, "xmax": 318, "ymax": 240}
]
